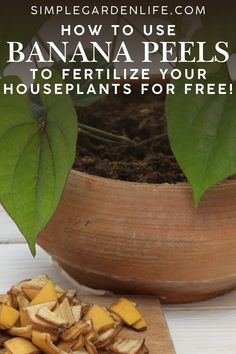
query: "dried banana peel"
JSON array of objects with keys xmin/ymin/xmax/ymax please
[
  {"xmin": 107, "ymin": 338, "xmax": 147, "ymax": 354},
  {"xmin": 7, "ymin": 325, "xmax": 32, "ymax": 339},
  {"xmin": 4, "ymin": 337, "xmax": 40, "ymax": 354},
  {"xmin": 84, "ymin": 305, "xmax": 114, "ymax": 332},
  {"xmin": 30, "ymin": 281, "xmax": 58, "ymax": 306},
  {"xmin": 0, "ymin": 305, "xmax": 19, "ymax": 329},
  {"xmin": 109, "ymin": 298, "xmax": 143, "ymax": 326},
  {"xmin": 54, "ymin": 298, "xmax": 75, "ymax": 326},
  {"xmin": 0, "ymin": 275, "xmax": 149, "ymax": 354},
  {"xmin": 132, "ymin": 318, "xmax": 147, "ymax": 332}
]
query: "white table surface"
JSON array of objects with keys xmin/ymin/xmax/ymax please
[{"xmin": 1, "ymin": 207, "xmax": 236, "ymax": 354}]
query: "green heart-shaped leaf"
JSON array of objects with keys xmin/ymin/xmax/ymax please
[
  {"xmin": 166, "ymin": 65, "xmax": 236, "ymax": 205},
  {"xmin": 0, "ymin": 73, "xmax": 77, "ymax": 254}
]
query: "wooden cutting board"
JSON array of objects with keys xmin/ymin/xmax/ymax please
[{"xmin": 80, "ymin": 295, "xmax": 176, "ymax": 354}]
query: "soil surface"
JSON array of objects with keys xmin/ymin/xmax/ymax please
[{"xmin": 73, "ymin": 92, "xmax": 186, "ymax": 184}]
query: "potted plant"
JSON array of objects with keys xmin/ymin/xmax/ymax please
[{"xmin": 1, "ymin": 4, "xmax": 236, "ymax": 303}]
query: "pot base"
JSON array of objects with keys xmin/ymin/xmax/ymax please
[{"xmin": 55, "ymin": 257, "xmax": 236, "ymax": 304}]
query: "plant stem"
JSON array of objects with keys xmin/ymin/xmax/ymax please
[
  {"xmin": 79, "ymin": 123, "xmax": 135, "ymax": 145},
  {"xmin": 137, "ymin": 133, "xmax": 167, "ymax": 145},
  {"xmin": 80, "ymin": 128, "xmax": 125, "ymax": 145},
  {"xmin": 79, "ymin": 122, "xmax": 167, "ymax": 146}
]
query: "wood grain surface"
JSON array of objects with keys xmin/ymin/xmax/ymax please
[{"xmin": 80, "ymin": 295, "xmax": 176, "ymax": 354}]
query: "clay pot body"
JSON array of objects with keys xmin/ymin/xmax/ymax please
[{"xmin": 38, "ymin": 170, "xmax": 236, "ymax": 303}]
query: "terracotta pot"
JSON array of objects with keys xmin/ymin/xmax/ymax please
[{"xmin": 38, "ymin": 168, "xmax": 236, "ymax": 303}]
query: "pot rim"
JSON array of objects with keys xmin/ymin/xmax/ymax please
[{"xmin": 71, "ymin": 169, "xmax": 236, "ymax": 192}]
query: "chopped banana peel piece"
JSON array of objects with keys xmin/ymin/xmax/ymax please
[
  {"xmin": 11, "ymin": 276, "xmax": 49, "ymax": 300},
  {"xmin": 72, "ymin": 335, "xmax": 85, "ymax": 351},
  {"xmin": 55, "ymin": 298, "xmax": 75, "ymax": 325},
  {"xmin": 94, "ymin": 326, "xmax": 122, "ymax": 349},
  {"xmin": 20, "ymin": 309, "xmax": 32, "ymax": 327},
  {"xmin": 37, "ymin": 307, "xmax": 69, "ymax": 328},
  {"xmin": 22, "ymin": 288, "xmax": 41, "ymax": 301},
  {"xmin": 4, "ymin": 337, "xmax": 40, "ymax": 354},
  {"xmin": 65, "ymin": 289, "xmax": 77, "ymax": 301},
  {"xmin": 24, "ymin": 302, "xmax": 57, "ymax": 329},
  {"xmin": 32, "ymin": 331, "xmax": 59, "ymax": 354},
  {"xmin": 57, "ymin": 340, "xmax": 72, "ymax": 352},
  {"xmin": 72, "ymin": 349, "xmax": 89, "ymax": 354},
  {"xmin": 85, "ymin": 339, "xmax": 98, "ymax": 354},
  {"xmin": 32, "ymin": 326, "xmax": 59, "ymax": 343},
  {"xmin": 85, "ymin": 329, "xmax": 98, "ymax": 343},
  {"xmin": 132, "ymin": 318, "xmax": 147, "ymax": 332},
  {"xmin": 8, "ymin": 325, "xmax": 32, "ymax": 339},
  {"xmin": 57, "ymin": 337, "xmax": 83, "ymax": 352},
  {"xmin": 30, "ymin": 281, "xmax": 58, "ymax": 305},
  {"xmin": 108, "ymin": 311, "xmax": 123, "ymax": 326},
  {"xmin": 10, "ymin": 279, "xmax": 31, "ymax": 294},
  {"xmin": 23, "ymin": 285, "xmax": 64, "ymax": 302},
  {"xmin": 17, "ymin": 294, "xmax": 30, "ymax": 309},
  {"xmin": 0, "ymin": 304, "xmax": 19, "ymax": 329},
  {"xmin": 61, "ymin": 322, "xmax": 91, "ymax": 341},
  {"xmin": 0, "ymin": 333, "xmax": 11, "ymax": 347},
  {"xmin": 25, "ymin": 301, "xmax": 57, "ymax": 313},
  {"xmin": 107, "ymin": 338, "xmax": 146, "ymax": 354},
  {"xmin": 110, "ymin": 298, "xmax": 142, "ymax": 326},
  {"xmin": 0, "ymin": 276, "xmax": 149, "ymax": 354},
  {"xmin": 96, "ymin": 323, "xmax": 116, "ymax": 334},
  {"xmin": 84, "ymin": 304, "xmax": 114, "ymax": 332},
  {"xmin": 0, "ymin": 295, "xmax": 11, "ymax": 307},
  {"xmin": 8, "ymin": 297, "xmax": 18, "ymax": 312},
  {"xmin": 21, "ymin": 275, "xmax": 49, "ymax": 289},
  {"xmin": 80, "ymin": 303, "xmax": 91, "ymax": 318},
  {"xmin": 71, "ymin": 305, "xmax": 82, "ymax": 322}
]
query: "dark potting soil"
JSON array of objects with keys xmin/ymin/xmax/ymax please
[{"xmin": 73, "ymin": 92, "xmax": 186, "ymax": 184}]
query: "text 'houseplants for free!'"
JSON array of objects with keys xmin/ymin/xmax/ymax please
[{"xmin": 1, "ymin": 2, "xmax": 236, "ymax": 302}]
